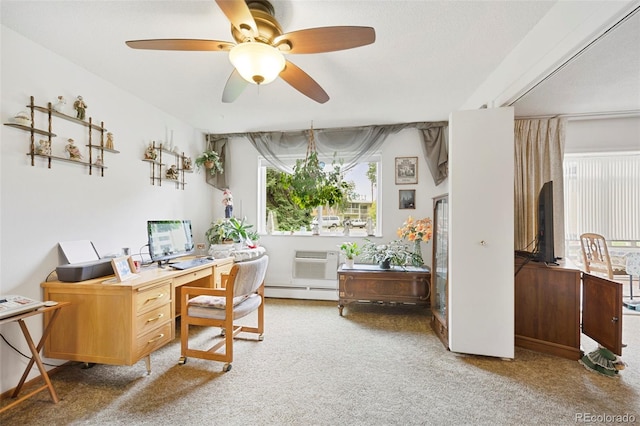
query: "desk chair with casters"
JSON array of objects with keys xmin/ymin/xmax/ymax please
[
  {"xmin": 580, "ymin": 233, "xmax": 614, "ymax": 280},
  {"xmin": 179, "ymin": 255, "xmax": 268, "ymax": 372},
  {"xmin": 625, "ymin": 253, "xmax": 640, "ymax": 302}
]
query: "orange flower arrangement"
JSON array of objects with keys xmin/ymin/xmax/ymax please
[{"xmin": 397, "ymin": 216, "xmax": 433, "ymax": 243}]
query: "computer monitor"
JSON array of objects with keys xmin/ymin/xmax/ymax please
[{"xmin": 147, "ymin": 220, "xmax": 194, "ymax": 266}]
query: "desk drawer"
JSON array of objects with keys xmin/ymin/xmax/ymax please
[
  {"xmin": 135, "ymin": 282, "xmax": 171, "ymax": 314},
  {"xmin": 173, "ymin": 268, "xmax": 212, "ymax": 287},
  {"xmin": 135, "ymin": 321, "xmax": 172, "ymax": 359},
  {"xmin": 135, "ymin": 303, "xmax": 171, "ymax": 336}
]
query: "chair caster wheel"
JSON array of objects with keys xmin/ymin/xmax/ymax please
[
  {"xmin": 258, "ymin": 334, "xmax": 264, "ymax": 341},
  {"xmin": 178, "ymin": 356, "xmax": 187, "ymax": 365},
  {"xmin": 222, "ymin": 363, "xmax": 232, "ymax": 372}
]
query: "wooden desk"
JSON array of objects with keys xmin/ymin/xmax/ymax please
[
  {"xmin": 0, "ymin": 302, "xmax": 69, "ymax": 414},
  {"xmin": 41, "ymin": 258, "xmax": 233, "ymax": 373},
  {"xmin": 337, "ymin": 264, "xmax": 431, "ymax": 315}
]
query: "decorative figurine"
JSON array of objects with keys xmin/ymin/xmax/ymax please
[
  {"xmin": 94, "ymin": 155, "xmax": 103, "ymax": 166},
  {"xmin": 36, "ymin": 139, "xmax": 52, "ymax": 156},
  {"xmin": 343, "ymin": 218, "xmax": 351, "ymax": 236},
  {"xmin": 73, "ymin": 95, "xmax": 87, "ymax": 120},
  {"xmin": 53, "ymin": 96, "xmax": 66, "ymax": 113},
  {"xmin": 65, "ymin": 138, "xmax": 83, "ymax": 161},
  {"xmin": 222, "ymin": 188, "xmax": 233, "ymax": 218},
  {"xmin": 144, "ymin": 142, "xmax": 157, "ymax": 160},
  {"xmin": 105, "ymin": 132, "xmax": 114, "ymax": 150},
  {"xmin": 13, "ymin": 111, "xmax": 31, "ymax": 126},
  {"xmin": 183, "ymin": 156, "xmax": 193, "ymax": 171},
  {"xmin": 165, "ymin": 164, "xmax": 179, "ymax": 180}
]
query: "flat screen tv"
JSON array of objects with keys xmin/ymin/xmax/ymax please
[
  {"xmin": 147, "ymin": 220, "xmax": 194, "ymax": 266},
  {"xmin": 534, "ymin": 181, "xmax": 556, "ymax": 264}
]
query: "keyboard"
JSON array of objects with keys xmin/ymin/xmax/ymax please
[{"xmin": 170, "ymin": 257, "xmax": 214, "ymax": 270}]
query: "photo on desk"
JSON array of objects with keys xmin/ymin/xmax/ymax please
[{"xmin": 111, "ymin": 256, "xmax": 138, "ymax": 282}]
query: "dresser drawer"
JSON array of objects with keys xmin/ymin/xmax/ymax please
[
  {"xmin": 173, "ymin": 268, "xmax": 212, "ymax": 287},
  {"xmin": 135, "ymin": 282, "xmax": 171, "ymax": 314},
  {"xmin": 135, "ymin": 303, "xmax": 171, "ymax": 336},
  {"xmin": 135, "ymin": 321, "xmax": 172, "ymax": 359}
]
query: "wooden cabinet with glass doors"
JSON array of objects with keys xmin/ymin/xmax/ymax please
[{"xmin": 431, "ymin": 194, "xmax": 449, "ymax": 348}]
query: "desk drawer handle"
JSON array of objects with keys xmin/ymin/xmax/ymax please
[
  {"xmin": 146, "ymin": 293, "xmax": 165, "ymax": 302},
  {"xmin": 146, "ymin": 313, "xmax": 164, "ymax": 323},
  {"xmin": 147, "ymin": 333, "xmax": 165, "ymax": 344}
]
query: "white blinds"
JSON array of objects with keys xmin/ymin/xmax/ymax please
[{"xmin": 563, "ymin": 152, "xmax": 640, "ymax": 241}]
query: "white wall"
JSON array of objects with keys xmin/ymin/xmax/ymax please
[
  {"xmin": 0, "ymin": 26, "xmax": 220, "ymax": 393},
  {"xmin": 565, "ymin": 116, "xmax": 640, "ymax": 153}
]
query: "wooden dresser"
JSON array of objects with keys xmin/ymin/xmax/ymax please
[{"xmin": 41, "ymin": 257, "xmax": 233, "ymax": 372}]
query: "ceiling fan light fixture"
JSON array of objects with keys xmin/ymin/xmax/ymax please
[{"xmin": 229, "ymin": 42, "xmax": 285, "ymax": 85}]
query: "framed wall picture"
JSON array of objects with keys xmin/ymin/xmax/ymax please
[
  {"xmin": 111, "ymin": 256, "xmax": 138, "ymax": 282},
  {"xmin": 395, "ymin": 157, "xmax": 418, "ymax": 184},
  {"xmin": 399, "ymin": 189, "xmax": 416, "ymax": 209}
]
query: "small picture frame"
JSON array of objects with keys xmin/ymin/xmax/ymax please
[
  {"xmin": 395, "ymin": 157, "xmax": 418, "ymax": 184},
  {"xmin": 399, "ymin": 189, "xmax": 416, "ymax": 209},
  {"xmin": 111, "ymin": 256, "xmax": 138, "ymax": 282}
]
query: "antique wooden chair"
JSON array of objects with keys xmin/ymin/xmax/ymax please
[
  {"xmin": 580, "ymin": 233, "xmax": 614, "ymax": 279},
  {"xmin": 179, "ymin": 255, "xmax": 268, "ymax": 372}
]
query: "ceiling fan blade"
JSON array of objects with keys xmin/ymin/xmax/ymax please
[
  {"xmin": 215, "ymin": 0, "xmax": 258, "ymax": 38},
  {"xmin": 279, "ymin": 60, "xmax": 329, "ymax": 104},
  {"xmin": 274, "ymin": 26, "xmax": 375, "ymax": 54},
  {"xmin": 222, "ymin": 69, "xmax": 249, "ymax": 103},
  {"xmin": 125, "ymin": 39, "xmax": 234, "ymax": 51}
]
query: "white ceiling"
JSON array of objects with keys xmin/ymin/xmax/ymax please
[
  {"xmin": 2, "ymin": 1, "xmax": 638, "ymax": 133},
  {"xmin": 512, "ymin": 7, "xmax": 640, "ymax": 118}
]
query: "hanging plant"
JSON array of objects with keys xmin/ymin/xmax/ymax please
[
  {"xmin": 279, "ymin": 126, "xmax": 349, "ymax": 209},
  {"xmin": 195, "ymin": 150, "xmax": 223, "ymax": 176}
]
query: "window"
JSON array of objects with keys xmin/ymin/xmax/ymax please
[
  {"xmin": 563, "ymin": 152, "xmax": 640, "ymax": 258},
  {"xmin": 258, "ymin": 155, "xmax": 381, "ymax": 235}
]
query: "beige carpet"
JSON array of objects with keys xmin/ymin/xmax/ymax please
[{"xmin": 2, "ymin": 298, "xmax": 639, "ymax": 425}]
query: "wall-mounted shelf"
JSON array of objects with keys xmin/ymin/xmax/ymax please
[
  {"xmin": 4, "ymin": 96, "xmax": 118, "ymax": 176},
  {"xmin": 142, "ymin": 142, "xmax": 192, "ymax": 190}
]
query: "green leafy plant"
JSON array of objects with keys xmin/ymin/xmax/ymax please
[
  {"xmin": 338, "ymin": 241, "xmax": 361, "ymax": 259},
  {"xmin": 205, "ymin": 217, "xmax": 255, "ymax": 244},
  {"xmin": 225, "ymin": 217, "xmax": 253, "ymax": 243},
  {"xmin": 280, "ymin": 151, "xmax": 349, "ymax": 209},
  {"xmin": 195, "ymin": 150, "xmax": 223, "ymax": 176},
  {"xmin": 360, "ymin": 239, "xmax": 418, "ymax": 267},
  {"xmin": 205, "ymin": 219, "xmax": 231, "ymax": 245}
]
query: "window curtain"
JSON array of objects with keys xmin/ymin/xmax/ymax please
[
  {"xmin": 207, "ymin": 121, "xmax": 448, "ymax": 185},
  {"xmin": 514, "ymin": 118, "xmax": 566, "ymax": 256},
  {"xmin": 205, "ymin": 134, "xmax": 228, "ymax": 189}
]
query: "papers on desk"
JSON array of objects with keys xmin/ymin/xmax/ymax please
[{"xmin": 0, "ymin": 295, "xmax": 45, "ymax": 320}]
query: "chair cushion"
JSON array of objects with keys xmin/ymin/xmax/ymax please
[
  {"xmin": 187, "ymin": 294, "xmax": 262, "ymax": 320},
  {"xmin": 188, "ymin": 294, "xmax": 248, "ymax": 309}
]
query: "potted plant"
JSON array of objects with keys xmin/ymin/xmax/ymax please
[
  {"xmin": 280, "ymin": 151, "xmax": 350, "ymax": 209},
  {"xmin": 225, "ymin": 217, "xmax": 253, "ymax": 244},
  {"xmin": 360, "ymin": 239, "xmax": 417, "ymax": 269},
  {"xmin": 338, "ymin": 241, "xmax": 361, "ymax": 269},
  {"xmin": 195, "ymin": 150, "xmax": 223, "ymax": 176},
  {"xmin": 205, "ymin": 218, "xmax": 232, "ymax": 245}
]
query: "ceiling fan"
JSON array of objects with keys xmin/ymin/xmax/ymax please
[{"xmin": 126, "ymin": 0, "xmax": 376, "ymax": 104}]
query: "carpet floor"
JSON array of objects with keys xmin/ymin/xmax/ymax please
[{"xmin": 1, "ymin": 298, "xmax": 639, "ymax": 425}]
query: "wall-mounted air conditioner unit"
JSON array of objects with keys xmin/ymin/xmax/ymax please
[{"xmin": 293, "ymin": 250, "xmax": 338, "ymax": 281}]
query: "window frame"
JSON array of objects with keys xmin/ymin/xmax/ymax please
[{"xmin": 257, "ymin": 154, "xmax": 382, "ymax": 236}]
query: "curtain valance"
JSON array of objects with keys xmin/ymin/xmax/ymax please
[{"xmin": 206, "ymin": 120, "xmax": 449, "ymax": 186}]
